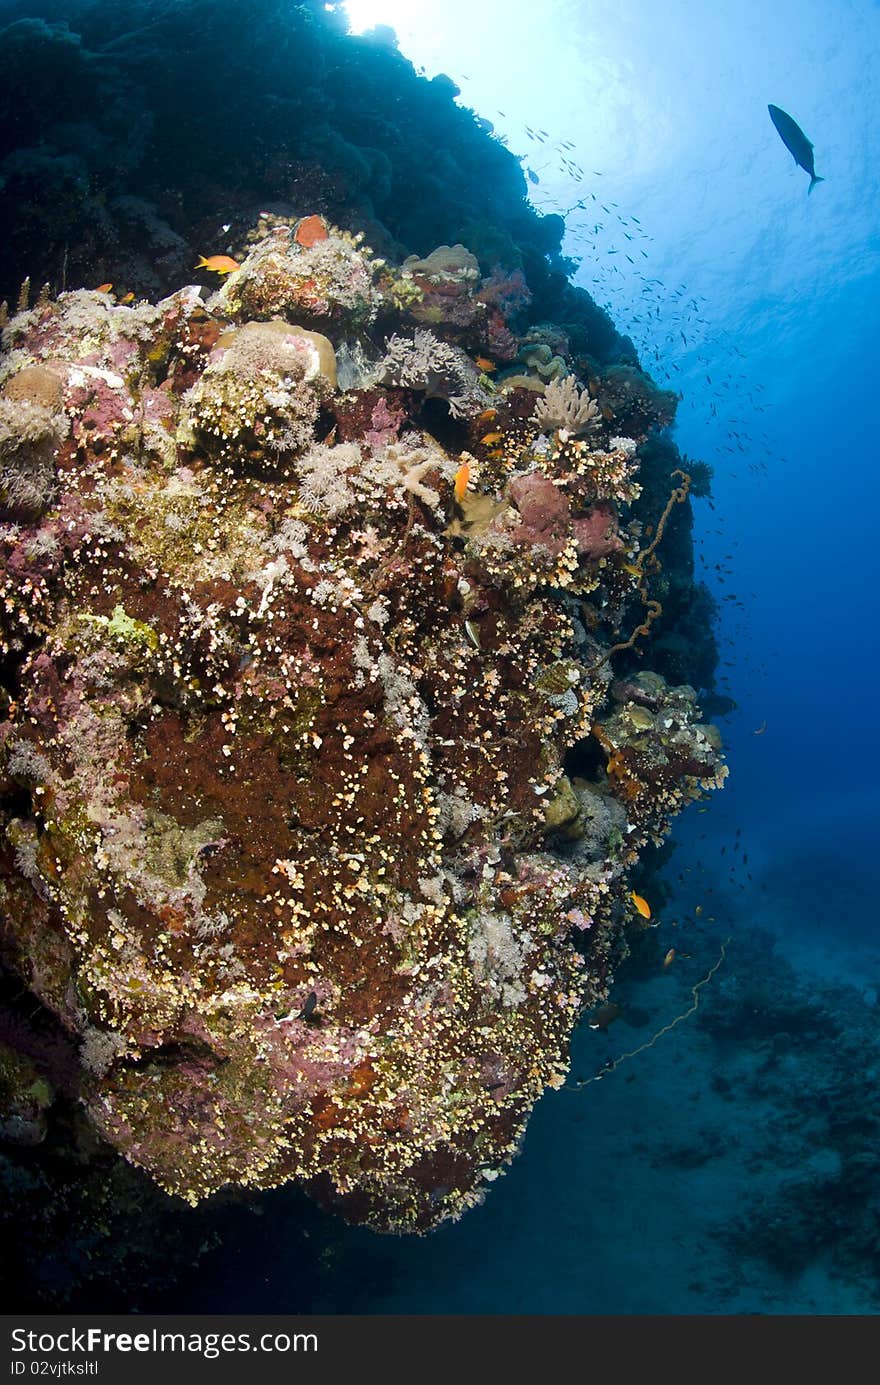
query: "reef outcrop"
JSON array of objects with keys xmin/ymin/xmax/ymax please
[{"xmin": 0, "ymin": 214, "xmax": 726, "ymax": 1232}]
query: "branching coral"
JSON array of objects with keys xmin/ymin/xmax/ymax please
[{"xmin": 289, "ymin": 435, "xmax": 454, "ymax": 520}]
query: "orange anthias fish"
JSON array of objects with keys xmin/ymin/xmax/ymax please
[
  {"xmin": 480, "ymin": 431, "xmax": 503, "ymax": 445},
  {"xmin": 631, "ymin": 890, "xmax": 652, "ymax": 920},
  {"xmin": 195, "ymin": 254, "xmax": 240, "ymax": 275},
  {"xmin": 662, "ymin": 947, "xmax": 676, "ymax": 969},
  {"xmin": 96, "ymin": 283, "xmax": 113, "ymax": 294},
  {"xmin": 475, "ymin": 356, "xmax": 497, "ymax": 372},
  {"xmin": 453, "ymin": 461, "xmax": 471, "ymax": 504}
]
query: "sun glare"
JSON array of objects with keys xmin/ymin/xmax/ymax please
[{"xmin": 342, "ymin": 0, "xmax": 429, "ymax": 37}]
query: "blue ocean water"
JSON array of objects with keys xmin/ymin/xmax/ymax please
[{"xmin": 1, "ymin": 0, "xmax": 877, "ymax": 1315}]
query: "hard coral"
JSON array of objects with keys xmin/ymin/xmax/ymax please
[
  {"xmin": 215, "ymin": 223, "xmax": 385, "ymax": 330},
  {"xmin": 593, "ymin": 672, "xmax": 727, "ymax": 844},
  {"xmin": 0, "ymin": 216, "xmax": 725, "ymax": 1236},
  {"xmin": 592, "ymin": 362, "xmax": 678, "ymax": 439},
  {"xmin": 0, "ymin": 388, "xmax": 67, "ymax": 518},
  {"xmin": 400, "ymin": 244, "xmax": 485, "ymax": 335},
  {"xmin": 182, "ymin": 320, "xmax": 334, "ymax": 470}
]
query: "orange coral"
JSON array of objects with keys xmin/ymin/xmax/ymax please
[{"xmin": 294, "ymin": 214, "xmax": 329, "ymax": 248}]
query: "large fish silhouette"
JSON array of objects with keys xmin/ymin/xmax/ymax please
[{"xmin": 768, "ymin": 104, "xmax": 824, "ymax": 193}]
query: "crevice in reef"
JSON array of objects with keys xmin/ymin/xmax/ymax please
[
  {"xmin": 563, "ymin": 734, "xmax": 608, "ymax": 784},
  {"xmin": 117, "ymin": 1039, "xmax": 226, "ymax": 1072}
]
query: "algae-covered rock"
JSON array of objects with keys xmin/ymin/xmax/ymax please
[
  {"xmin": 0, "ymin": 1045, "xmax": 54, "ymax": 1146},
  {"xmin": 0, "ymin": 220, "xmax": 726, "ymax": 1234}
]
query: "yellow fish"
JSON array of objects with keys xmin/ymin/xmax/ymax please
[
  {"xmin": 119, "ymin": 292, "xmax": 135, "ymax": 303},
  {"xmin": 631, "ymin": 890, "xmax": 651, "ymax": 920},
  {"xmin": 662, "ymin": 947, "xmax": 676, "ymax": 969},
  {"xmin": 453, "ymin": 461, "xmax": 471, "ymax": 504},
  {"xmin": 621, "ymin": 563, "xmax": 642, "ymax": 578},
  {"xmin": 195, "ymin": 254, "xmax": 240, "ymax": 275}
]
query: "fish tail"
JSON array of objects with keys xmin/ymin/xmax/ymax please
[
  {"xmin": 808, "ymin": 174, "xmax": 825, "ymax": 194},
  {"xmin": 194, "ymin": 255, "xmax": 208, "ymax": 268}
]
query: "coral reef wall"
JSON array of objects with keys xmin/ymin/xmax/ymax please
[
  {"xmin": 0, "ymin": 0, "xmax": 599, "ymax": 345},
  {"xmin": 0, "ymin": 1, "xmax": 724, "ymax": 1243}
]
